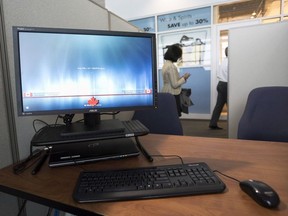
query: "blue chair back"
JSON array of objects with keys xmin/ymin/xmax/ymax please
[
  {"xmin": 132, "ymin": 93, "xmax": 183, "ymax": 135},
  {"xmin": 238, "ymin": 86, "xmax": 288, "ymax": 142}
]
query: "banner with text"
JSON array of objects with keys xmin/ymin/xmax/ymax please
[
  {"xmin": 129, "ymin": 17, "xmax": 155, "ymax": 33},
  {"xmin": 157, "ymin": 7, "xmax": 211, "ymax": 32}
]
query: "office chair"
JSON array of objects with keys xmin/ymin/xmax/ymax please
[
  {"xmin": 132, "ymin": 92, "xmax": 183, "ymax": 135},
  {"xmin": 237, "ymin": 86, "xmax": 288, "ymax": 142}
]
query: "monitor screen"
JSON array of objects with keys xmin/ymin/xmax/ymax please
[{"xmin": 13, "ymin": 26, "xmax": 157, "ymax": 118}]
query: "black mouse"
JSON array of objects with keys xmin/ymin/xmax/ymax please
[{"xmin": 239, "ymin": 179, "xmax": 280, "ymax": 208}]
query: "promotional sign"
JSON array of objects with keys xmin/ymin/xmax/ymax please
[
  {"xmin": 158, "ymin": 28, "xmax": 211, "ymax": 67},
  {"xmin": 129, "ymin": 17, "xmax": 155, "ymax": 32},
  {"xmin": 157, "ymin": 7, "xmax": 211, "ymax": 32}
]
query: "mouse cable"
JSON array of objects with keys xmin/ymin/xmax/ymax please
[{"xmin": 213, "ymin": 170, "xmax": 240, "ymax": 183}]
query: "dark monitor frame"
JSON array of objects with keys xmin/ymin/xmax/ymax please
[
  {"xmin": 13, "ymin": 26, "xmax": 157, "ymax": 143},
  {"xmin": 13, "ymin": 26, "xmax": 158, "ymax": 118}
]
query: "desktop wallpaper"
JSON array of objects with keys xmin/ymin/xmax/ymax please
[{"xmin": 18, "ymin": 31, "xmax": 155, "ymax": 113}]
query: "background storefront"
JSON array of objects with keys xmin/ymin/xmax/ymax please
[{"xmin": 107, "ymin": 0, "xmax": 288, "ymax": 119}]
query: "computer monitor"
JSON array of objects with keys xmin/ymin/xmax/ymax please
[{"xmin": 13, "ymin": 26, "xmax": 157, "ymax": 143}]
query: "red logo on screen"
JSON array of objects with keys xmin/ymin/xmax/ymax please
[
  {"xmin": 145, "ymin": 89, "xmax": 152, "ymax": 94},
  {"xmin": 88, "ymin": 97, "xmax": 99, "ymax": 106},
  {"xmin": 24, "ymin": 92, "xmax": 33, "ymax": 97}
]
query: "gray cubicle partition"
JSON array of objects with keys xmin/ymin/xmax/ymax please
[
  {"xmin": 0, "ymin": 0, "xmax": 137, "ymax": 215},
  {"xmin": 228, "ymin": 21, "xmax": 288, "ymax": 138}
]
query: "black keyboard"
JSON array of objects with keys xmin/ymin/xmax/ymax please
[{"xmin": 73, "ymin": 162, "xmax": 226, "ymax": 203}]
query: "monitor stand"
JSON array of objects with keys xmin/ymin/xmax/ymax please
[
  {"xmin": 60, "ymin": 113, "xmax": 125, "ymax": 137},
  {"xmin": 30, "ymin": 113, "xmax": 128, "ymax": 146}
]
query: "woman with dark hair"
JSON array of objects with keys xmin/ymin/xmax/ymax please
[{"xmin": 161, "ymin": 44, "xmax": 190, "ymax": 116}]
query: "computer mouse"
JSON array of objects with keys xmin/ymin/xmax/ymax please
[{"xmin": 239, "ymin": 179, "xmax": 280, "ymax": 208}]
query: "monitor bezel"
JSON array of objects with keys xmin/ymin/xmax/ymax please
[{"xmin": 13, "ymin": 26, "xmax": 158, "ymax": 117}]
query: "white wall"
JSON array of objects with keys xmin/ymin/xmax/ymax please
[
  {"xmin": 106, "ymin": 0, "xmax": 232, "ymax": 20},
  {"xmin": 228, "ymin": 21, "xmax": 288, "ymax": 138}
]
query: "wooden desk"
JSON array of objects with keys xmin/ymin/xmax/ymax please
[{"xmin": 0, "ymin": 134, "xmax": 287, "ymax": 216}]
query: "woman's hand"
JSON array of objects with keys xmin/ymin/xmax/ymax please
[{"xmin": 183, "ymin": 73, "xmax": 190, "ymax": 81}]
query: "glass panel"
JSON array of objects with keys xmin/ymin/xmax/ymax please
[
  {"xmin": 219, "ymin": 30, "xmax": 228, "ymax": 64},
  {"xmin": 214, "ymin": 0, "xmax": 281, "ymax": 24},
  {"xmin": 129, "ymin": 17, "xmax": 155, "ymax": 33},
  {"xmin": 284, "ymin": 0, "xmax": 288, "ymax": 14},
  {"xmin": 157, "ymin": 7, "xmax": 211, "ymax": 32},
  {"xmin": 158, "ymin": 67, "xmax": 211, "ymax": 114},
  {"xmin": 158, "ymin": 28, "xmax": 211, "ymax": 68},
  {"xmin": 262, "ymin": 0, "xmax": 281, "ymax": 17},
  {"xmin": 261, "ymin": 17, "xmax": 281, "ymax": 23}
]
